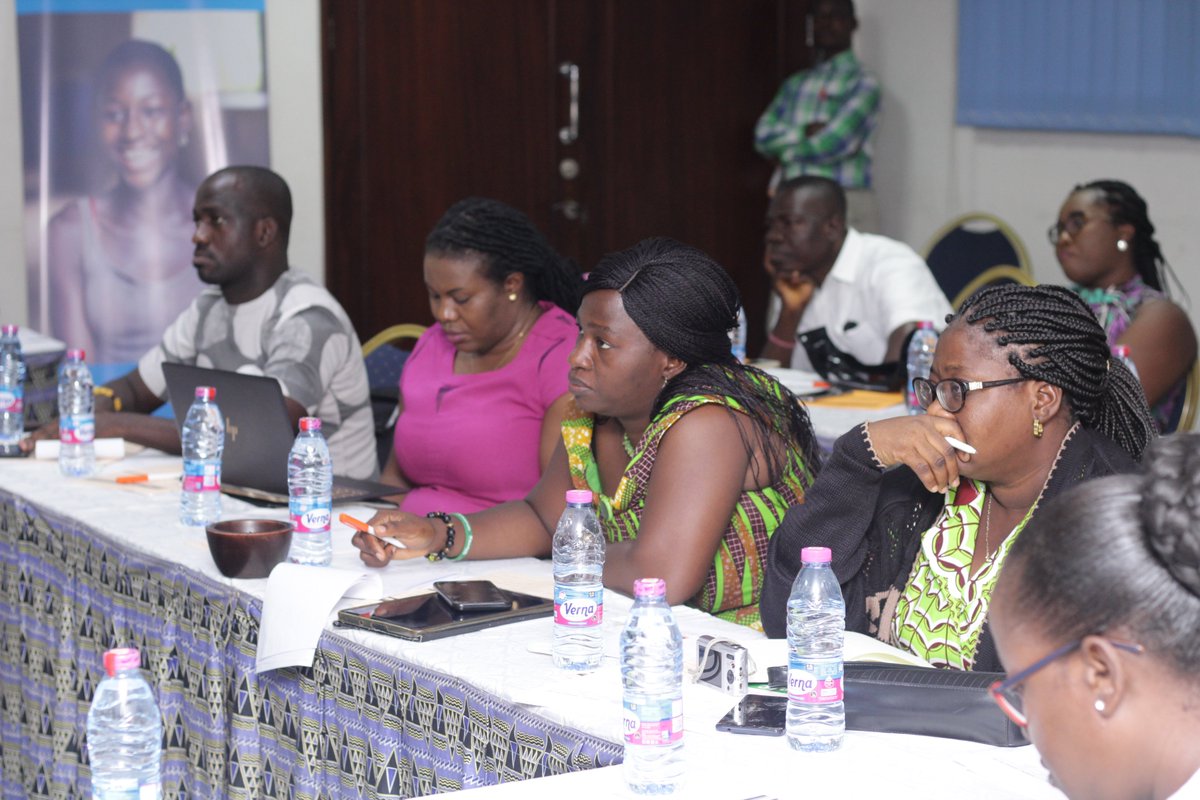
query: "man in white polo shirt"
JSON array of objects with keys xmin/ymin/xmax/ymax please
[{"xmin": 759, "ymin": 176, "xmax": 951, "ymax": 371}]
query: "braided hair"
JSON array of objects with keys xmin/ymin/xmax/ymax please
[
  {"xmin": 1078, "ymin": 179, "xmax": 1176, "ymax": 295},
  {"xmin": 426, "ymin": 197, "xmax": 581, "ymax": 313},
  {"xmin": 584, "ymin": 237, "xmax": 820, "ymax": 480},
  {"xmin": 953, "ymin": 283, "xmax": 1155, "ymax": 460},
  {"xmin": 1001, "ymin": 433, "xmax": 1200, "ymax": 678}
]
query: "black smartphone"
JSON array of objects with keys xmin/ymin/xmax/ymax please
[
  {"xmin": 433, "ymin": 580, "xmax": 512, "ymax": 612},
  {"xmin": 714, "ymin": 694, "xmax": 787, "ymax": 737}
]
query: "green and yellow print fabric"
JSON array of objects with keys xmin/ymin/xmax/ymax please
[
  {"xmin": 561, "ymin": 378, "xmax": 811, "ymax": 628},
  {"xmin": 890, "ymin": 479, "xmax": 1033, "ymax": 669}
]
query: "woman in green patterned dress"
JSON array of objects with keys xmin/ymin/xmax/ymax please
[{"xmin": 353, "ymin": 237, "xmax": 819, "ymax": 627}]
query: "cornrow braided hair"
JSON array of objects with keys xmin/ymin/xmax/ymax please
[
  {"xmin": 585, "ymin": 237, "xmax": 820, "ymax": 480},
  {"xmin": 1078, "ymin": 179, "xmax": 1175, "ymax": 296},
  {"xmin": 426, "ymin": 197, "xmax": 582, "ymax": 313},
  {"xmin": 1003, "ymin": 434, "xmax": 1200, "ymax": 678},
  {"xmin": 953, "ymin": 283, "xmax": 1156, "ymax": 460}
]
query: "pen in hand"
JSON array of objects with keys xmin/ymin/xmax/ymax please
[
  {"xmin": 339, "ymin": 512, "xmax": 407, "ymax": 550},
  {"xmin": 944, "ymin": 436, "xmax": 977, "ymax": 455}
]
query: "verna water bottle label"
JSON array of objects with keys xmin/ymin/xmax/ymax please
[
  {"xmin": 182, "ymin": 459, "xmax": 221, "ymax": 493},
  {"xmin": 554, "ymin": 584, "xmax": 603, "ymax": 626},
  {"xmin": 59, "ymin": 414, "xmax": 95, "ymax": 445},
  {"xmin": 788, "ymin": 656, "xmax": 843, "ymax": 703},
  {"xmin": 290, "ymin": 496, "xmax": 331, "ymax": 533},
  {"xmin": 622, "ymin": 697, "xmax": 683, "ymax": 745},
  {"xmin": 0, "ymin": 387, "xmax": 22, "ymax": 413}
]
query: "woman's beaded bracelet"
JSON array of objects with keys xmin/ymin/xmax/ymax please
[
  {"xmin": 425, "ymin": 511, "xmax": 456, "ymax": 562},
  {"xmin": 448, "ymin": 513, "xmax": 473, "ymax": 561}
]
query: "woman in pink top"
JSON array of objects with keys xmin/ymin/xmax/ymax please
[{"xmin": 384, "ymin": 198, "xmax": 581, "ymax": 514}]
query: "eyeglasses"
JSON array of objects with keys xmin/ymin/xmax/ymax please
[
  {"xmin": 989, "ymin": 638, "xmax": 1144, "ymax": 728},
  {"xmin": 911, "ymin": 376, "xmax": 1029, "ymax": 413},
  {"xmin": 1047, "ymin": 212, "xmax": 1101, "ymax": 244}
]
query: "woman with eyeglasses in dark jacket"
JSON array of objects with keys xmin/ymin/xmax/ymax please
[{"xmin": 760, "ymin": 284, "xmax": 1155, "ymax": 671}]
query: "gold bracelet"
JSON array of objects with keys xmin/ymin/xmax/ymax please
[{"xmin": 93, "ymin": 386, "xmax": 122, "ymax": 412}]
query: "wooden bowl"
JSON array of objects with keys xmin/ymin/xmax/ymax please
[{"xmin": 205, "ymin": 519, "xmax": 293, "ymax": 579}]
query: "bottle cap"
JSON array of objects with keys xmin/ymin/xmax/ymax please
[
  {"xmin": 67, "ymin": 348, "xmax": 86, "ymax": 361},
  {"xmin": 565, "ymin": 489, "xmax": 593, "ymax": 504},
  {"xmin": 633, "ymin": 577, "xmax": 666, "ymax": 599},
  {"xmin": 916, "ymin": 320, "xmax": 934, "ymax": 330},
  {"xmin": 194, "ymin": 386, "xmax": 216, "ymax": 400},
  {"xmin": 103, "ymin": 647, "xmax": 141, "ymax": 676},
  {"xmin": 299, "ymin": 417, "xmax": 322, "ymax": 432},
  {"xmin": 1, "ymin": 324, "xmax": 17, "ymax": 336},
  {"xmin": 801, "ymin": 546, "xmax": 832, "ymax": 564}
]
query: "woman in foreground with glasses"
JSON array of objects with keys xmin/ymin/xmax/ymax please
[
  {"xmin": 988, "ymin": 433, "xmax": 1200, "ymax": 799},
  {"xmin": 760, "ymin": 283, "xmax": 1156, "ymax": 669},
  {"xmin": 1050, "ymin": 180, "xmax": 1195, "ymax": 432}
]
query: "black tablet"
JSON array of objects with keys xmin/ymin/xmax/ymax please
[{"xmin": 334, "ymin": 588, "xmax": 553, "ymax": 642}]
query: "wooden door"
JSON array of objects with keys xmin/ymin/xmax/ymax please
[{"xmin": 323, "ymin": 0, "xmax": 813, "ymax": 352}]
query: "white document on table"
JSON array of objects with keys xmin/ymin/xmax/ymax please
[{"xmin": 256, "ymin": 563, "xmax": 382, "ymax": 673}]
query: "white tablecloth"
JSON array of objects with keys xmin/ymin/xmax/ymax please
[
  {"xmin": 806, "ymin": 399, "xmax": 907, "ymax": 453},
  {"xmin": 0, "ymin": 451, "xmax": 1060, "ymax": 799}
]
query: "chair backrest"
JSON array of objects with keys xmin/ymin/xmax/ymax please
[
  {"xmin": 362, "ymin": 323, "xmax": 428, "ymax": 357},
  {"xmin": 951, "ymin": 264, "xmax": 1037, "ymax": 310},
  {"xmin": 362, "ymin": 323, "xmax": 428, "ymax": 469},
  {"xmin": 1178, "ymin": 359, "xmax": 1200, "ymax": 432},
  {"xmin": 923, "ymin": 213, "xmax": 1032, "ymax": 309}
]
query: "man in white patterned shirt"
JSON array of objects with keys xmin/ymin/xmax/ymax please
[{"xmin": 27, "ymin": 166, "xmax": 378, "ymax": 479}]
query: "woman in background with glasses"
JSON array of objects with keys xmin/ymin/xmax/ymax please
[
  {"xmin": 1050, "ymin": 180, "xmax": 1195, "ymax": 433},
  {"xmin": 988, "ymin": 433, "xmax": 1200, "ymax": 799},
  {"xmin": 760, "ymin": 284, "xmax": 1155, "ymax": 670}
]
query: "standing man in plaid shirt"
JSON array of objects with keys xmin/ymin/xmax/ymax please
[{"xmin": 755, "ymin": 0, "xmax": 880, "ymax": 232}]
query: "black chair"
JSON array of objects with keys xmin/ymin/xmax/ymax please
[
  {"xmin": 361, "ymin": 324, "xmax": 427, "ymax": 470},
  {"xmin": 922, "ymin": 213, "xmax": 1034, "ymax": 308}
]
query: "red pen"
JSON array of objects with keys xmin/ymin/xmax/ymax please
[
  {"xmin": 339, "ymin": 513, "xmax": 407, "ymax": 549},
  {"xmin": 115, "ymin": 471, "xmax": 181, "ymax": 484}
]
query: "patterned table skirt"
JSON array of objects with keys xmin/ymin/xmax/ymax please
[{"xmin": 0, "ymin": 493, "xmax": 621, "ymax": 798}]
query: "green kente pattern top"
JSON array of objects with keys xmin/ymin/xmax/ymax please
[
  {"xmin": 561, "ymin": 381, "xmax": 812, "ymax": 629},
  {"xmin": 890, "ymin": 479, "xmax": 1033, "ymax": 669}
]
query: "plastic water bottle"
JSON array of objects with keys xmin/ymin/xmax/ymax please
[
  {"xmin": 552, "ymin": 489, "xmax": 606, "ymax": 672},
  {"xmin": 621, "ymin": 577, "xmax": 684, "ymax": 795},
  {"xmin": 0, "ymin": 325, "xmax": 26, "ymax": 456},
  {"xmin": 179, "ymin": 386, "xmax": 224, "ymax": 526},
  {"xmin": 86, "ymin": 647, "xmax": 162, "ymax": 799},
  {"xmin": 58, "ymin": 348, "xmax": 95, "ymax": 477},
  {"xmin": 786, "ymin": 546, "xmax": 845, "ymax": 751},
  {"xmin": 905, "ymin": 321, "xmax": 939, "ymax": 414},
  {"xmin": 729, "ymin": 307, "xmax": 748, "ymax": 363},
  {"xmin": 288, "ymin": 417, "xmax": 332, "ymax": 566},
  {"xmin": 1112, "ymin": 344, "xmax": 1141, "ymax": 383}
]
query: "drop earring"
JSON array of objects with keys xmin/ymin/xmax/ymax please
[
  {"xmin": 1032, "ymin": 418, "xmax": 1044, "ymax": 438},
  {"xmin": 1117, "ymin": 239, "xmax": 1129, "ymax": 253}
]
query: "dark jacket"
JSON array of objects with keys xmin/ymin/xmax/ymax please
[{"xmin": 760, "ymin": 423, "xmax": 1138, "ymax": 671}]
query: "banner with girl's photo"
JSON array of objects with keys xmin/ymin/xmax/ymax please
[{"xmin": 17, "ymin": 0, "xmax": 270, "ymax": 380}]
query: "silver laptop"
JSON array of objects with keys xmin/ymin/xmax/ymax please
[{"xmin": 163, "ymin": 363, "xmax": 401, "ymax": 505}]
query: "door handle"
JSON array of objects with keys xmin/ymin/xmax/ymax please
[
  {"xmin": 553, "ymin": 200, "xmax": 584, "ymax": 221},
  {"xmin": 558, "ymin": 61, "xmax": 579, "ymax": 145}
]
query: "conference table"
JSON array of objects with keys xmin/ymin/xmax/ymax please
[{"xmin": 0, "ymin": 439, "xmax": 1059, "ymax": 799}]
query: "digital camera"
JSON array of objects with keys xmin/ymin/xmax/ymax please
[{"xmin": 695, "ymin": 635, "xmax": 749, "ymax": 697}]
